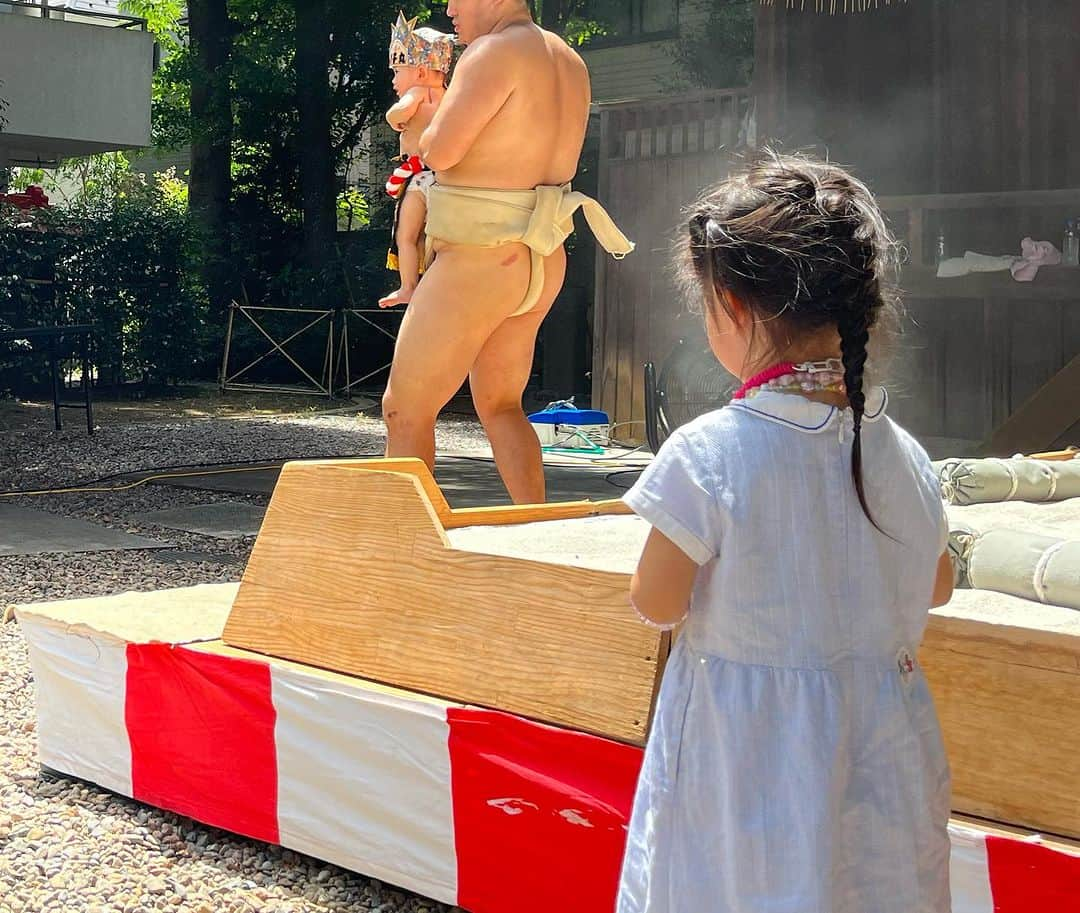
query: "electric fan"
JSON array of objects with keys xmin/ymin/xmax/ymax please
[{"xmin": 644, "ymin": 339, "xmax": 738, "ymax": 453}]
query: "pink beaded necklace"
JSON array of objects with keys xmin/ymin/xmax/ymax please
[{"xmin": 731, "ymin": 358, "xmax": 846, "ymax": 400}]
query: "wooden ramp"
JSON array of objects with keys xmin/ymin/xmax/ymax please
[
  {"xmin": 922, "ymin": 589, "xmax": 1080, "ymax": 839},
  {"xmin": 983, "ymin": 354, "xmax": 1080, "ymax": 455},
  {"xmin": 222, "ymin": 458, "xmax": 665, "ymax": 745}
]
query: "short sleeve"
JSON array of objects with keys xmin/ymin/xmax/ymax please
[
  {"xmin": 623, "ymin": 429, "xmax": 720, "ymax": 565},
  {"xmin": 934, "ymin": 491, "xmax": 949, "ymax": 554},
  {"xmin": 936, "ymin": 496, "xmax": 950, "ymax": 552},
  {"xmin": 916, "ymin": 447, "xmax": 949, "ymax": 554}
]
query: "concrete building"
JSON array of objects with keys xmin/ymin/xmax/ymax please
[
  {"xmin": 0, "ymin": 1, "xmax": 155, "ymax": 175},
  {"xmin": 581, "ymin": 0, "xmax": 715, "ymax": 102}
]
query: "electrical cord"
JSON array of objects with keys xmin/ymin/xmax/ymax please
[
  {"xmin": 0, "ymin": 448, "xmax": 649, "ymax": 499},
  {"xmin": 0, "ymin": 451, "xmax": 489, "ymax": 498},
  {"xmin": 548, "ymin": 442, "xmax": 650, "ymax": 464},
  {"xmin": 604, "ymin": 468, "xmax": 644, "ymax": 491},
  {"xmin": 0, "ymin": 454, "xmax": 378, "ymax": 498}
]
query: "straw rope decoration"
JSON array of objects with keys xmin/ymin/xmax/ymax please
[{"xmin": 759, "ymin": 0, "xmax": 909, "ymax": 11}]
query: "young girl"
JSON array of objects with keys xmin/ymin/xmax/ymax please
[{"xmin": 618, "ymin": 154, "xmax": 956, "ymax": 913}]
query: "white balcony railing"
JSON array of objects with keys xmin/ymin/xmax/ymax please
[
  {"xmin": 0, "ymin": 1, "xmax": 147, "ymax": 30},
  {"xmin": 0, "ymin": 1, "xmax": 154, "ymax": 166}
]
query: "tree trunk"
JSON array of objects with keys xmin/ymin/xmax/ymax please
[
  {"xmin": 539, "ymin": 0, "xmax": 558, "ymax": 32},
  {"xmin": 293, "ymin": 0, "xmax": 337, "ymax": 271},
  {"xmin": 188, "ymin": 0, "xmax": 233, "ymax": 314},
  {"xmin": 539, "ymin": 0, "xmax": 570, "ymax": 33}
]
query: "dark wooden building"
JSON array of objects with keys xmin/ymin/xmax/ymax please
[{"xmin": 594, "ymin": 0, "xmax": 1080, "ymax": 454}]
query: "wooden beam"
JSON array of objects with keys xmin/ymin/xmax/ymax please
[
  {"xmin": 880, "ymin": 187, "xmax": 1080, "ymax": 212},
  {"xmin": 223, "ymin": 460, "xmax": 663, "ymax": 744},
  {"xmin": 276, "ymin": 457, "xmax": 632, "ymax": 529},
  {"xmin": 983, "ymin": 354, "xmax": 1080, "ymax": 455},
  {"xmin": 922, "ymin": 609, "xmax": 1080, "ymax": 839}
]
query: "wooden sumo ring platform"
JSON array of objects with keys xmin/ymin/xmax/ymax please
[
  {"xmin": 223, "ymin": 458, "xmax": 667, "ymax": 744},
  {"xmin": 12, "ymin": 458, "xmax": 1080, "ymax": 912}
]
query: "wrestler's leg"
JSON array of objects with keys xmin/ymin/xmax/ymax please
[
  {"xmin": 383, "ymin": 243, "xmax": 531, "ymax": 471},
  {"xmin": 379, "ymin": 191, "xmax": 427, "ymax": 309},
  {"xmin": 469, "ymin": 246, "xmax": 567, "ymax": 504}
]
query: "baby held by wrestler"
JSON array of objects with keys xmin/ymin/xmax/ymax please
[{"xmin": 379, "ymin": 13, "xmax": 455, "ymax": 309}]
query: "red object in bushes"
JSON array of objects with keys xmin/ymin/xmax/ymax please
[{"xmin": 0, "ymin": 185, "xmax": 50, "ymax": 210}]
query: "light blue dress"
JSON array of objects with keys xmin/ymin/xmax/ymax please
[{"xmin": 617, "ymin": 388, "xmax": 951, "ymax": 913}]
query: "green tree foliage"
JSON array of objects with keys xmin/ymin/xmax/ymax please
[
  {"xmin": 1, "ymin": 79, "xmax": 9, "ymax": 192},
  {"xmin": 120, "ymin": 0, "xmax": 185, "ymax": 49},
  {"xmin": 529, "ymin": 0, "xmax": 609, "ymax": 45},
  {"xmin": 137, "ymin": 0, "xmax": 419, "ymax": 312},
  {"xmin": 120, "ymin": 1, "xmax": 191, "ymax": 149},
  {"xmin": 0, "ymin": 157, "xmax": 207, "ymax": 391},
  {"xmin": 673, "ymin": 0, "xmax": 755, "ymax": 89}
]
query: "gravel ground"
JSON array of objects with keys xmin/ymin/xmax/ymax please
[
  {"xmin": 1, "ymin": 404, "xmax": 489, "ymax": 492},
  {"xmin": 0, "ymin": 401, "xmax": 487, "ymax": 913}
]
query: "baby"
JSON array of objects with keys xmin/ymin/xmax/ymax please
[{"xmin": 379, "ymin": 12, "xmax": 455, "ymax": 309}]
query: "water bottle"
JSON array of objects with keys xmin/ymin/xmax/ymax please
[
  {"xmin": 934, "ymin": 230, "xmax": 947, "ymax": 266},
  {"xmin": 1063, "ymin": 219, "xmax": 1080, "ymax": 267}
]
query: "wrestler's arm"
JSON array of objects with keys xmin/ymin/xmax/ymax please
[
  {"xmin": 386, "ymin": 88, "xmax": 424, "ymax": 131},
  {"xmin": 418, "ymin": 37, "xmax": 514, "ymax": 170}
]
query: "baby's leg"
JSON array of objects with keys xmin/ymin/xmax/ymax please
[{"xmin": 379, "ymin": 191, "xmax": 427, "ymax": 309}]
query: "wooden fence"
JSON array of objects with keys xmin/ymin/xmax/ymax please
[{"xmin": 592, "ymin": 88, "xmax": 752, "ymax": 439}]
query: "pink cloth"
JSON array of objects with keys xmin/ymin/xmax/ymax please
[{"xmin": 1010, "ymin": 237, "xmax": 1061, "ymax": 281}]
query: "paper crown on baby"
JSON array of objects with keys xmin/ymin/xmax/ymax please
[{"xmin": 389, "ymin": 11, "xmax": 455, "ymax": 73}]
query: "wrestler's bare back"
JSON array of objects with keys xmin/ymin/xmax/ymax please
[{"xmin": 427, "ymin": 24, "xmax": 590, "ymax": 191}]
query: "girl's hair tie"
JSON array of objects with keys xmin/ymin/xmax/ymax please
[{"xmin": 704, "ymin": 218, "xmax": 726, "ymax": 244}]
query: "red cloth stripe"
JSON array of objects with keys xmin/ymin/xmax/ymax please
[
  {"xmin": 125, "ymin": 644, "xmax": 278, "ymax": 844},
  {"xmin": 448, "ymin": 707, "xmax": 643, "ymax": 913},
  {"xmin": 986, "ymin": 834, "xmax": 1080, "ymax": 913}
]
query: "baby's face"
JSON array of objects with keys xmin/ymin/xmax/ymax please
[{"xmin": 392, "ymin": 66, "xmax": 420, "ymax": 97}]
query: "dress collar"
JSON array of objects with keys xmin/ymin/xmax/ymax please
[{"xmin": 727, "ymin": 385, "xmax": 888, "ymax": 434}]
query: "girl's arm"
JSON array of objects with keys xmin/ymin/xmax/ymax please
[
  {"xmin": 386, "ymin": 88, "xmax": 424, "ymax": 131},
  {"xmin": 631, "ymin": 527, "xmax": 698, "ymax": 628},
  {"xmin": 930, "ymin": 550, "xmax": 954, "ymax": 608}
]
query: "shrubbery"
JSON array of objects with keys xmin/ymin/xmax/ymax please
[{"xmin": 0, "ymin": 157, "xmax": 210, "ymax": 394}]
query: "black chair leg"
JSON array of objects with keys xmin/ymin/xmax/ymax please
[
  {"xmin": 49, "ymin": 341, "xmax": 62, "ymax": 431},
  {"xmin": 82, "ymin": 332, "xmax": 94, "ymax": 435},
  {"xmin": 644, "ymin": 362, "xmax": 660, "ymax": 454}
]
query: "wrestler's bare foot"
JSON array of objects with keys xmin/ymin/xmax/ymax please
[{"xmin": 378, "ymin": 286, "xmax": 414, "ymax": 308}]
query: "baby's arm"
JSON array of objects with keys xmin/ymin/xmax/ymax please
[
  {"xmin": 631, "ymin": 527, "xmax": 697, "ymax": 628},
  {"xmin": 386, "ymin": 87, "xmax": 424, "ymax": 131}
]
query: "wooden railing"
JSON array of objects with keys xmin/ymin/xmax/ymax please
[{"xmin": 594, "ymin": 88, "xmax": 753, "ymax": 163}]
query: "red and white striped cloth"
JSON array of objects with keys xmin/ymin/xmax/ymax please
[
  {"xmin": 386, "ymin": 154, "xmax": 425, "ymax": 199},
  {"xmin": 18, "ymin": 610, "xmax": 1080, "ymax": 913}
]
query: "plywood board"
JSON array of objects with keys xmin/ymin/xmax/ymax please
[
  {"xmin": 12, "ymin": 583, "xmax": 237, "ymax": 645},
  {"xmin": 447, "ymin": 513, "xmax": 648, "ymax": 574},
  {"xmin": 984, "ymin": 354, "xmax": 1080, "ymax": 456},
  {"xmin": 922, "ymin": 592, "xmax": 1080, "ymax": 839},
  {"xmin": 223, "ymin": 460, "xmax": 664, "ymax": 744},
  {"xmin": 191, "ymin": 639, "xmax": 459, "ymax": 708}
]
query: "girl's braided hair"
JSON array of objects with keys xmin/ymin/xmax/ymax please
[{"xmin": 683, "ymin": 151, "xmax": 902, "ymax": 527}]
